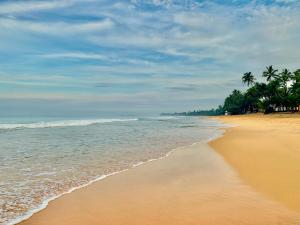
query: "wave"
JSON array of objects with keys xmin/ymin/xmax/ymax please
[
  {"xmin": 0, "ymin": 116, "xmax": 180, "ymax": 130},
  {"xmin": 0, "ymin": 118, "xmax": 138, "ymax": 130},
  {"xmin": 5, "ymin": 137, "xmax": 222, "ymax": 225},
  {"xmin": 138, "ymin": 116, "xmax": 179, "ymax": 121},
  {"xmin": 3, "ymin": 118, "xmax": 225, "ymax": 225},
  {"xmin": 6, "ymin": 140, "xmax": 208, "ymax": 225}
]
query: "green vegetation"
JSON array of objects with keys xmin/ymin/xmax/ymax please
[
  {"xmin": 224, "ymin": 66, "xmax": 300, "ymax": 114},
  {"xmin": 161, "ymin": 105, "xmax": 224, "ymax": 116},
  {"xmin": 161, "ymin": 66, "xmax": 300, "ymax": 116}
]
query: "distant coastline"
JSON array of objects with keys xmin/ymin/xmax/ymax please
[
  {"xmin": 161, "ymin": 106, "xmax": 224, "ymax": 116},
  {"xmin": 163, "ymin": 66, "xmax": 300, "ymax": 117}
]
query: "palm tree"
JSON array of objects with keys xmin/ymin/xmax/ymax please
[
  {"xmin": 262, "ymin": 65, "xmax": 278, "ymax": 82},
  {"xmin": 242, "ymin": 72, "xmax": 255, "ymax": 86},
  {"xmin": 244, "ymin": 82, "xmax": 264, "ymax": 112},
  {"xmin": 292, "ymin": 69, "xmax": 300, "ymax": 83},
  {"xmin": 264, "ymin": 79, "xmax": 280, "ymax": 113},
  {"xmin": 280, "ymin": 69, "xmax": 292, "ymax": 89},
  {"xmin": 291, "ymin": 70, "xmax": 300, "ymax": 110},
  {"xmin": 278, "ymin": 69, "xmax": 292, "ymax": 111}
]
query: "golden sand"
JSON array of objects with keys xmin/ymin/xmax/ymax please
[
  {"xmin": 210, "ymin": 113, "xmax": 300, "ymax": 213},
  {"xmin": 18, "ymin": 140, "xmax": 300, "ymax": 225}
]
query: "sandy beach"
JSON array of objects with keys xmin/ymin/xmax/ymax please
[
  {"xmin": 3, "ymin": 0, "xmax": 300, "ymax": 224},
  {"xmin": 210, "ymin": 113, "xmax": 300, "ymax": 213},
  {"xmin": 18, "ymin": 128, "xmax": 300, "ymax": 225}
]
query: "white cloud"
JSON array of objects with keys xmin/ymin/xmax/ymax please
[
  {"xmin": 1, "ymin": 0, "xmax": 300, "ymax": 111},
  {"xmin": 0, "ymin": 18, "xmax": 114, "ymax": 35},
  {"xmin": 0, "ymin": 0, "xmax": 100, "ymax": 14},
  {"xmin": 41, "ymin": 52, "xmax": 106, "ymax": 60},
  {"xmin": 0, "ymin": 0, "xmax": 72, "ymax": 14},
  {"xmin": 275, "ymin": 0, "xmax": 300, "ymax": 3}
]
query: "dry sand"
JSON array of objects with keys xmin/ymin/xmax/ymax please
[
  {"xmin": 210, "ymin": 113, "xmax": 300, "ymax": 213},
  {"xmin": 18, "ymin": 139, "xmax": 300, "ymax": 225}
]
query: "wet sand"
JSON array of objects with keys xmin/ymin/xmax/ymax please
[
  {"xmin": 210, "ymin": 113, "xmax": 300, "ymax": 213},
  {"xmin": 18, "ymin": 141, "xmax": 300, "ymax": 225}
]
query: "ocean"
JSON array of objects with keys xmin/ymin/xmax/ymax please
[{"xmin": 0, "ymin": 116, "xmax": 224, "ymax": 225}]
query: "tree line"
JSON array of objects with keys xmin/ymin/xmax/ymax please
[
  {"xmin": 160, "ymin": 106, "xmax": 224, "ymax": 116},
  {"xmin": 161, "ymin": 66, "xmax": 300, "ymax": 116},
  {"xmin": 224, "ymin": 66, "xmax": 300, "ymax": 114}
]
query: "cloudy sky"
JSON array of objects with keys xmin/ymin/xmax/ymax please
[{"xmin": 1, "ymin": 0, "xmax": 300, "ymax": 116}]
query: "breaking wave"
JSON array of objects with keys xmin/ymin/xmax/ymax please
[{"xmin": 0, "ymin": 118, "xmax": 138, "ymax": 130}]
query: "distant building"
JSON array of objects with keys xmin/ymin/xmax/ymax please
[{"xmin": 272, "ymin": 105, "xmax": 299, "ymax": 112}]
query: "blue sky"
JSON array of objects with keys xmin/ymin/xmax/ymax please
[{"xmin": 1, "ymin": 0, "xmax": 300, "ymax": 116}]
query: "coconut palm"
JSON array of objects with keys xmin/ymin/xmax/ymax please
[
  {"xmin": 262, "ymin": 65, "xmax": 278, "ymax": 82},
  {"xmin": 244, "ymin": 82, "xmax": 264, "ymax": 112},
  {"xmin": 242, "ymin": 72, "xmax": 255, "ymax": 86},
  {"xmin": 292, "ymin": 69, "xmax": 300, "ymax": 83},
  {"xmin": 278, "ymin": 69, "xmax": 292, "ymax": 110},
  {"xmin": 279, "ymin": 69, "xmax": 292, "ymax": 89},
  {"xmin": 223, "ymin": 89, "xmax": 246, "ymax": 114},
  {"xmin": 290, "ymin": 69, "xmax": 300, "ymax": 110}
]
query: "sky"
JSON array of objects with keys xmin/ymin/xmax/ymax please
[{"xmin": 0, "ymin": 0, "xmax": 300, "ymax": 116}]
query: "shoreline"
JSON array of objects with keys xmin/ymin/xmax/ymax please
[
  {"xmin": 11, "ymin": 135, "xmax": 222, "ymax": 225},
  {"xmin": 16, "ymin": 122, "xmax": 300, "ymax": 225},
  {"xmin": 2, "ymin": 116, "xmax": 214, "ymax": 225},
  {"xmin": 8, "ymin": 145, "xmax": 183, "ymax": 225},
  {"xmin": 209, "ymin": 113, "xmax": 300, "ymax": 213},
  {"xmin": 8, "ymin": 168, "xmax": 128, "ymax": 225}
]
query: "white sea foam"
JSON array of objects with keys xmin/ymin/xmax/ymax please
[
  {"xmin": 0, "ymin": 118, "xmax": 138, "ymax": 130},
  {"xmin": 6, "ymin": 140, "xmax": 224, "ymax": 225},
  {"xmin": 138, "ymin": 116, "xmax": 179, "ymax": 121},
  {"xmin": 1, "ymin": 117, "xmax": 227, "ymax": 225},
  {"xmin": 6, "ymin": 140, "xmax": 203, "ymax": 225},
  {"xmin": 5, "ymin": 170, "xmax": 129, "ymax": 225}
]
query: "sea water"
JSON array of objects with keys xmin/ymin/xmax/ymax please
[{"xmin": 0, "ymin": 116, "xmax": 224, "ymax": 225}]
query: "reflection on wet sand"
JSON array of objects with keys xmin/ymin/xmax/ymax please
[{"xmin": 19, "ymin": 143, "xmax": 300, "ymax": 225}]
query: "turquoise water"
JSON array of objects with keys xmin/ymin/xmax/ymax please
[{"xmin": 0, "ymin": 116, "xmax": 223, "ymax": 225}]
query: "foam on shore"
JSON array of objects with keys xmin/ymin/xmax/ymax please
[{"xmin": 9, "ymin": 130, "xmax": 225, "ymax": 225}]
